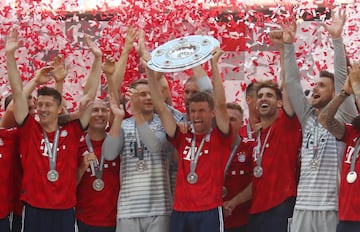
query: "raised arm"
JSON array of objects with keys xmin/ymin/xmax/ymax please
[
  {"xmin": 192, "ymin": 65, "xmax": 213, "ymax": 92},
  {"xmin": 79, "ymin": 35, "xmax": 102, "ymax": 128},
  {"xmin": 5, "ymin": 30, "xmax": 54, "ymax": 125},
  {"xmin": 269, "ymin": 29, "xmax": 295, "ymax": 117},
  {"xmin": 52, "ymin": 55, "xmax": 68, "ymax": 95},
  {"xmin": 211, "ymin": 48, "xmax": 229, "ymax": 134},
  {"xmin": 5, "ymin": 29, "xmax": 28, "ymax": 124},
  {"xmin": 283, "ymin": 22, "xmax": 312, "ymax": 122},
  {"xmin": 322, "ymin": 9, "xmax": 357, "ymax": 123},
  {"xmin": 143, "ymin": 57, "xmax": 177, "ymax": 138},
  {"xmin": 1, "ymin": 65, "xmax": 53, "ymax": 128},
  {"xmin": 108, "ymin": 27, "xmax": 137, "ymax": 104}
]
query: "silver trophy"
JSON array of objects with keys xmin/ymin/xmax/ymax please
[{"xmin": 147, "ymin": 35, "xmax": 220, "ymax": 73}]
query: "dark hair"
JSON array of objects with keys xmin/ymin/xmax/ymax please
[
  {"xmin": 226, "ymin": 102, "xmax": 243, "ymax": 115},
  {"xmin": 5, "ymin": 93, "xmax": 35, "ymax": 110},
  {"xmin": 319, "ymin": 70, "xmax": 334, "ymax": 82},
  {"xmin": 4, "ymin": 94, "xmax": 13, "ymax": 110},
  {"xmin": 187, "ymin": 91, "xmax": 214, "ymax": 110},
  {"xmin": 256, "ymin": 80, "xmax": 282, "ymax": 100},
  {"xmin": 352, "ymin": 115, "xmax": 360, "ymax": 131},
  {"xmin": 130, "ymin": 79, "xmax": 148, "ymax": 89},
  {"xmin": 37, "ymin": 86, "xmax": 62, "ymax": 106},
  {"xmin": 304, "ymin": 89, "xmax": 311, "ymax": 97},
  {"xmin": 246, "ymin": 82, "xmax": 258, "ymax": 97}
]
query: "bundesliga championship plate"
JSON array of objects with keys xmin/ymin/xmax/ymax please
[{"xmin": 147, "ymin": 35, "xmax": 220, "ymax": 72}]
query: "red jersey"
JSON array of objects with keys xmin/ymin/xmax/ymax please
[
  {"xmin": 76, "ymin": 136, "xmax": 120, "ymax": 227},
  {"xmin": 339, "ymin": 124, "xmax": 360, "ymax": 221},
  {"xmin": 18, "ymin": 115, "xmax": 84, "ymax": 209},
  {"xmin": 223, "ymin": 137, "xmax": 254, "ymax": 228},
  {"xmin": 11, "ymin": 146, "xmax": 23, "ymax": 216},
  {"xmin": 250, "ymin": 111, "xmax": 301, "ymax": 214},
  {"xmin": 0, "ymin": 128, "xmax": 19, "ymax": 218},
  {"xmin": 168, "ymin": 126, "xmax": 232, "ymax": 212}
]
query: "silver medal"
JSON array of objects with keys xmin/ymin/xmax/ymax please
[
  {"xmin": 253, "ymin": 166, "xmax": 263, "ymax": 178},
  {"xmin": 346, "ymin": 171, "xmax": 357, "ymax": 184},
  {"xmin": 92, "ymin": 178, "xmax": 105, "ymax": 191},
  {"xmin": 136, "ymin": 160, "xmax": 147, "ymax": 172},
  {"xmin": 222, "ymin": 186, "xmax": 228, "ymax": 198},
  {"xmin": 309, "ymin": 159, "xmax": 319, "ymax": 171},
  {"xmin": 187, "ymin": 172, "xmax": 198, "ymax": 184},
  {"xmin": 47, "ymin": 170, "xmax": 59, "ymax": 182}
]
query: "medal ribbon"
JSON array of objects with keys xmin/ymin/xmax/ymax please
[
  {"xmin": 224, "ymin": 135, "xmax": 241, "ymax": 178},
  {"xmin": 43, "ymin": 128, "xmax": 60, "ymax": 172},
  {"xmin": 312, "ymin": 119, "xmax": 320, "ymax": 160},
  {"xmin": 85, "ymin": 134, "xmax": 105, "ymax": 179},
  {"xmin": 134, "ymin": 127, "xmax": 144, "ymax": 161},
  {"xmin": 189, "ymin": 132, "xmax": 210, "ymax": 175},
  {"xmin": 255, "ymin": 127, "xmax": 272, "ymax": 168},
  {"xmin": 247, "ymin": 123, "xmax": 253, "ymax": 139},
  {"xmin": 349, "ymin": 138, "xmax": 360, "ymax": 175}
]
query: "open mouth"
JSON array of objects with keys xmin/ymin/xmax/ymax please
[
  {"xmin": 260, "ymin": 103, "xmax": 269, "ymax": 109},
  {"xmin": 312, "ymin": 94, "xmax": 320, "ymax": 99},
  {"xmin": 193, "ymin": 120, "xmax": 203, "ymax": 125}
]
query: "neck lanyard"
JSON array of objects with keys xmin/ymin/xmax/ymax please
[
  {"xmin": 312, "ymin": 119, "xmax": 320, "ymax": 160},
  {"xmin": 247, "ymin": 123, "xmax": 253, "ymax": 139},
  {"xmin": 255, "ymin": 127, "xmax": 272, "ymax": 167},
  {"xmin": 224, "ymin": 135, "xmax": 241, "ymax": 178},
  {"xmin": 347, "ymin": 138, "xmax": 360, "ymax": 184},
  {"xmin": 134, "ymin": 126, "xmax": 144, "ymax": 161},
  {"xmin": 85, "ymin": 134, "xmax": 105, "ymax": 179},
  {"xmin": 43, "ymin": 128, "xmax": 60, "ymax": 171},
  {"xmin": 189, "ymin": 133, "xmax": 209, "ymax": 174}
]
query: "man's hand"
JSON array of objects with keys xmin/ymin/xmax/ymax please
[
  {"xmin": 5, "ymin": 29, "xmax": 20, "ymax": 55},
  {"xmin": 84, "ymin": 34, "xmax": 102, "ymax": 58},
  {"xmin": 110, "ymin": 93, "xmax": 125, "ymax": 119},
  {"xmin": 52, "ymin": 55, "xmax": 68, "ymax": 83},
  {"xmin": 269, "ymin": 30, "xmax": 284, "ymax": 46},
  {"xmin": 124, "ymin": 26, "xmax": 137, "ymax": 53},
  {"xmin": 102, "ymin": 55, "xmax": 116, "ymax": 76},
  {"xmin": 283, "ymin": 21, "xmax": 297, "ymax": 44},
  {"xmin": 320, "ymin": 8, "xmax": 346, "ymax": 39},
  {"xmin": 34, "ymin": 66, "xmax": 55, "ymax": 85},
  {"xmin": 125, "ymin": 88, "xmax": 142, "ymax": 115},
  {"xmin": 210, "ymin": 47, "xmax": 224, "ymax": 65}
]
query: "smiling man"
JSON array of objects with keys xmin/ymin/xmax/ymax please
[
  {"xmin": 282, "ymin": 12, "xmax": 358, "ymax": 232},
  {"xmin": 144, "ymin": 48, "xmax": 233, "ymax": 232},
  {"xmin": 5, "ymin": 29, "xmax": 101, "ymax": 232},
  {"xmin": 247, "ymin": 80, "xmax": 302, "ymax": 232}
]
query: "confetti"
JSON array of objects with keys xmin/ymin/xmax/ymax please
[{"xmin": 0, "ymin": 0, "xmax": 359, "ymax": 116}]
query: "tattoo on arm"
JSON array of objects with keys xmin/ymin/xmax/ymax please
[{"xmin": 318, "ymin": 93, "xmax": 347, "ymax": 140}]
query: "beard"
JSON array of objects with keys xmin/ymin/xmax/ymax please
[{"xmin": 351, "ymin": 115, "xmax": 360, "ymax": 131}]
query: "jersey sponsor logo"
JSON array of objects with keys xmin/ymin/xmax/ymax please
[
  {"xmin": 182, "ymin": 145, "xmax": 203, "ymax": 161},
  {"xmin": 40, "ymin": 139, "xmax": 60, "ymax": 157},
  {"xmin": 345, "ymin": 145, "xmax": 358, "ymax": 164}
]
